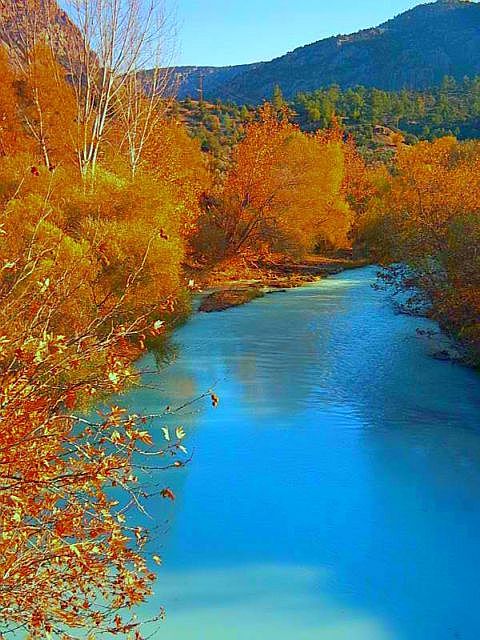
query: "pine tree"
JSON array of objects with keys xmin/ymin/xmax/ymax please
[{"xmin": 272, "ymin": 84, "xmax": 286, "ymax": 111}]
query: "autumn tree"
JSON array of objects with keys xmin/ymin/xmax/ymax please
[
  {"xmin": 140, "ymin": 119, "xmax": 209, "ymax": 238},
  {"xmin": 1, "ymin": 0, "xmax": 175, "ymax": 181},
  {"xmin": 0, "ymin": 17, "xmax": 210, "ymax": 634},
  {"xmin": 62, "ymin": 0, "xmax": 173, "ymax": 181},
  {"xmin": 20, "ymin": 42, "xmax": 78, "ymax": 169},
  {"xmin": 274, "ymin": 129, "xmax": 350, "ymax": 254},
  {"xmin": 0, "ymin": 214, "xmax": 189, "ymax": 637},
  {"xmin": 194, "ymin": 104, "xmax": 352, "ymax": 262},
  {"xmin": 357, "ymin": 136, "xmax": 480, "ymax": 363},
  {"xmin": 0, "ymin": 152, "xmax": 200, "ymax": 637},
  {"xmin": 113, "ymin": 63, "xmax": 177, "ymax": 180}
]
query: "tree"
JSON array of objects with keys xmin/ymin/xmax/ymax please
[
  {"xmin": 1, "ymin": 0, "xmax": 175, "ymax": 182},
  {"xmin": 357, "ymin": 136, "xmax": 480, "ymax": 362},
  {"xmin": 21, "ymin": 42, "xmax": 78, "ymax": 169},
  {"xmin": 0, "ymin": 180, "xmax": 190, "ymax": 637},
  {"xmin": 63, "ymin": 0, "xmax": 174, "ymax": 181},
  {"xmin": 0, "ymin": 21, "xmax": 214, "ymax": 633},
  {"xmin": 139, "ymin": 119, "xmax": 209, "ymax": 238},
  {"xmin": 272, "ymin": 84, "xmax": 286, "ymax": 111},
  {"xmin": 195, "ymin": 104, "xmax": 351, "ymax": 261}
]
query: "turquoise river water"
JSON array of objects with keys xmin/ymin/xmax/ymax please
[{"xmin": 126, "ymin": 266, "xmax": 480, "ymax": 640}]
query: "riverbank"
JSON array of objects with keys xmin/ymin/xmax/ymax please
[{"xmin": 189, "ymin": 255, "xmax": 370, "ymax": 313}]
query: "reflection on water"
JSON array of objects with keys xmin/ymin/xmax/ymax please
[
  {"xmin": 125, "ymin": 267, "xmax": 480, "ymax": 640},
  {"xmin": 150, "ymin": 564, "xmax": 396, "ymax": 640}
]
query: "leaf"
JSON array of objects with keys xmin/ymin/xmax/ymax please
[
  {"xmin": 175, "ymin": 426, "xmax": 186, "ymax": 440},
  {"xmin": 64, "ymin": 390, "xmax": 76, "ymax": 410},
  {"xmin": 160, "ymin": 488, "xmax": 175, "ymax": 501},
  {"xmin": 137, "ymin": 430, "xmax": 153, "ymax": 445},
  {"xmin": 161, "ymin": 427, "xmax": 170, "ymax": 442},
  {"xmin": 152, "ymin": 555, "xmax": 162, "ymax": 566},
  {"xmin": 108, "ymin": 371, "xmax": 120, "ymax": 385},
  {"xmin": 37, "ymin": 278, "xmax": 50, "ymax": 294}
]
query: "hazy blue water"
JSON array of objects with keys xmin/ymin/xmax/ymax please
[{"xmin": 126, "ymin": 267, "xmax": 480, "ymax": 640}]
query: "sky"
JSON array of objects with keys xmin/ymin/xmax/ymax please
[{"xmin": 174, "ymin": 0, "xmax": 428, "ymax": 67}]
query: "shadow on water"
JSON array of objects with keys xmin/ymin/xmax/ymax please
[{"xmin": 124, "ymin": 266, "xmax": 480, "ymax": 640}]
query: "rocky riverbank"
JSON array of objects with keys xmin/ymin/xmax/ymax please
[{"xmin": 192, "ymin": 256, "xmax": 369, "ymax": 313}]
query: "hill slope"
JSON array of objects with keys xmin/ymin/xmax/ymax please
[
  {"xmin": 0, "ymin": 0, "xmax": 83, "ymax": 60},
  {"xmin": 171, "ymin": 0, "xmax": 480, "ymax": 103}
]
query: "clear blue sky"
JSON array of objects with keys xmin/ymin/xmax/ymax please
[{"xmin": 174, "ymin": 0, "xmax": 427, "ymax": 67}]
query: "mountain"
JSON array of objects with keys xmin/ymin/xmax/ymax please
[
  {"xmin": 170, "ymin": 0, "xmax": 480, "ymax": 104},
  {"xmin": 167, "ymin": 64, "xmax": 261, "ymax": 101},
  {"xmin": 0, "ymin": 0, "xmax": 85, "ymax": 62},
  {"xmin": 3, "ymin": 0, "xmax": 480, "ymax": 106}
]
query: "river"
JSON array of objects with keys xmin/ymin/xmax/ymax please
[{"xmin": 127, "ymin": 266, "xmax": 480, "ymax": 640}]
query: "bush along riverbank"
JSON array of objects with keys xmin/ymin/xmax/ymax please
[{"xmin": 354, "ymin": 137, "xmax": 480, "ymax": 370}]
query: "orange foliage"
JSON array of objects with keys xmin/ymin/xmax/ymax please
[
  {"xmin": 195, "ymin": 104, "xmax": 352, "ymax": 261},
  {"xmin": 142, "ymin": 119, "xmax": 210, "ymax": 237},
  {"xmin": 0, "ymin": 282, "xmax": 187, "ymax": 637},
  {"xmin": 358, "ymin": 136, "xmax": 480, "ymax": 361},
  {"xmin": 0, "ymin": 41, "xmax": 209, "ymax": 638},
  {"xmin": 106, "ymin": 114, "xmax": 209, "ymax": 239},
  {"xmin": 374, "ymin": 137, "xmax": 480, "ymax": 260},
  {"xmin": 0, "ymin": 47, "xmax": 28, "ymax": 156},
  {"xmin": 21, "ymin": 42, "xmax": 78, "ymax": 169},
  {"xmin": 0, "ymin": 145, "xmax": 195, "ymax": 634}
]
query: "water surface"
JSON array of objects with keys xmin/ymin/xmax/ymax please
[{"xmin": 129, "ymin": 267, "xmax": 480, "ymax": 640}]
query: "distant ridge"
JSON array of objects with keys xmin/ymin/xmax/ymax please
[
  {"xmin": 2, "ymin": 0, "xmax": 480, "ymax": 105},
  {"xmin": 168, "ymin": 0, "xmax": 480, "ymax": 103}
]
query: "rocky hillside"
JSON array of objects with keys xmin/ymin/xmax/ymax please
[
  {"xmin": 4, "ymin": 0, "xmax": 480, "ymax": 107},
  {"xmin": 170, "ymin": 0, "xmax": 480, "ymax": 103},
  {"xmin": 0, "ymin": 0, "xmax": 84, "ymax": 61}
]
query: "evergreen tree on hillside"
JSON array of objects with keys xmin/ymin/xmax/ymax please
[{"xmin": 272, "ymin": 84, "xmax": 286, "ymax": 110}]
